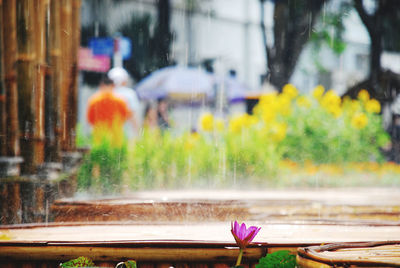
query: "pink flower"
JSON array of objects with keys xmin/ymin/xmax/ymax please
[{"xmin": 231, "ymin": 221, "xmax": 261, "ymax": 249}]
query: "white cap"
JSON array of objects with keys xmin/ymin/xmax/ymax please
[{"xmin": 107, "ymin": 67, "xmax": 129, "ymax": 86}]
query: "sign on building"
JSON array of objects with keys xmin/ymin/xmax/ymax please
[{"xmin": 78, "ymin": 47, "xmax": 111, "ymax": 72}]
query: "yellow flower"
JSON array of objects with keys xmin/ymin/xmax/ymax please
[
  {"xmin": 357, "ymin": 89, "xmax": 370, "ymax": 102},
  {"xmin": 243, "ymin": 114, "xmax": 258, "ymax": 127},
  {"xmin": 184, "ymin": 132, "xmax": 200, "ymax": 151},
  {"xmin": 228, "ymin": 114, "xmax": 256, "ymax": 133},
  {"xmin": 348, "ymin": 100, "xmax": 361, "ymax": 114},
  {"xmin": 312, "ymin": 85, "xmax": 325, "ymax": 100},
  {"xmin": 327, "ymin": 104, "xmax": 342, "ymax": 118},
  {"xmin": 365, "ymin": 99, "xmax": 381, "ymax": 114},
  {"xmin": 351, "ymin": 113, "xmax": 368, "ymax": 129},
  {"xmin": 321, "ymin": 90, "xmax": 342, "ymax": 117},
  {"xmin": 229, "ymin": 114, "xmax": 245, "ymax": 133},
  {"xmin": 305, "ymin": 161, "xmax": 318, "ymax": 175},
  {"xmin": 262, "ymin": 109, "xmax": 276, "ymax": 123},
  {"xmin": 258, "ymin": 93, "xmax": 278, "ymax": 111},
  {"xmin": 199, "ymin": 112, "xmax": 214, "ymax": 131},
  {"xmin": 268, "ymin": 122, "xmax": 287, "ymax": 142},
  {"xmin": 282, "ymin": 84, "xmax": 298, "ymax": 99},
  {"xmin": 296, "ymin": 95, "xmax": 312, "ymax": 108},
  {"xmin": 342, "ymin": 96, "xmax": 352, "ymax": 106},
  {"xmin": 321, "ymin": 90, "xmax": 341, "ymax": 107},
  {"xmin": 215, "ymin": 118, "xmax": 225, "ymax": 131},
  {"xmin": 277, "ymin": 94, "xmax": 292, "ymax": 115}
]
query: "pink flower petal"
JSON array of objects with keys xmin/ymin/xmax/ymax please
[
  {"xmin": 231, "ymin": 221, "xmax": 261, "ymax": 249},
  {"xmin": 239, "ymin": 222, "xmax": 247, "ymax": 240}
]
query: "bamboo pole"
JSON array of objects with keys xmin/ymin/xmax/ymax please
[
  {"xmin": 43, "ymin": 0, "xmax": 53, "ymax": 163},
  {"xmin": 47, "ymin": 0, "xmax": 62, "ymax": 162},
  {"xmin": 68, "ymin": 0, "xmax": 81, "ymax": 151},
  {"xmin": 0, "ymin": 0, "xmax": 6, "ymax": 156},
  {"xmin": 33, "ymin": 0, "xmax": 49, "ymax": 166},
  {"xmin": 2, "ymin": 0, "xmax": 20, "ymax": 157},
  {"xmin": 0, "ymin": 244, "xmax": 265, "ymax": 262},
  {"xmin": 60, "ymin": 0, "xmax": 73, "ymax": 152},
  {"xmin": 16, "ymin": 0, "xmax": 38, "ymax": 174}
]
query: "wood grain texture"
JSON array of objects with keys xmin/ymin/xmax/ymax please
[{"xmin": 298, "ymin": 241, "xmax": 400, "ymax": 267}]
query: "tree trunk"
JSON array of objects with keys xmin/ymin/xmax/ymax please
[
  {"xmin": 259, "ymin": 0, "xmax": 269, "ymax": 73},
  {"xmin": 0, "ymin": 0, "xmax": 6, "ymax": 156},
  {"xmin": 155, "ymin": 0, "xmax": 171, "ymax": 67},
  {"xmin": 17, "ymin": 0, "xmax": 39, "ymax": 174},
  {"xmin": 3, "ymin": 0, "xmax": 20, "ymax": 157},
  {"xmin": 353, "ymin": 0, "xmax": 388, "ymax": 96},
  {"xmin": 369, "ymin": 30, "xmax": 382, "ymax": 95},
  {"xmin": 260, "ymin": 0, "xmax": 326, "ymax": 91}
]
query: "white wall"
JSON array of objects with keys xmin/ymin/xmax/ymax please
[{"xmin": 170, "ymin": 0, "xmax": 273, "ymax": 91}]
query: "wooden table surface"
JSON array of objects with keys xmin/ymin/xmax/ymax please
[
  {"xmin": 2, "ymin": 188, "xmax": 400, "ymax": 244},
  {"xmin": 1, "ymin": 221, "xmax": 399, "ymax": 245}
]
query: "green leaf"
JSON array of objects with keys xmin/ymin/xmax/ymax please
[
  {"xmin": 255, "ymin": 250, "xmax": 296, "ymax": 268},
  {"xmin": 60, "ymin": 256, "xmax": 95, "ymax": 267},
  {"xmin": 118, "ymin": 260, "xmax": 137, "ymax": 268}
]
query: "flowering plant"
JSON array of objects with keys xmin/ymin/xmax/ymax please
[
  {"xmin": 231, "ymin": 221, "xmax": 261, "ymax": 267},
  {"xmin": 78, "ymin": 84, "xmax": 394, "ymax": 190}
]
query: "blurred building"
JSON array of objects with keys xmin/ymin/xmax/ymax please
[{"xmin": 80, "ymin": 0, "xmax": 399, "ymax": 92}]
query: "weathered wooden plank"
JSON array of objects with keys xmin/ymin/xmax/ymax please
[
  {"xmin": 51, "ymin": 200, "xmax": 249, "ymax": 223},
  {"xmin": 298, "ymin": 241, "xmax": 400, "ymax": 267}
]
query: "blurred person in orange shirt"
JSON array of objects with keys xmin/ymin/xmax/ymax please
[{"xmin": 87, "ymin": 76, "xmax": 131, "ymax": 147}]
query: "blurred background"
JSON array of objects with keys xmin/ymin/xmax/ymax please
[
  {"xmin": 1, "ymin": 0, "xmax": 400, "ymax": 225},
  {"xmin": 77, "ymin": 0, "xmax": 400, "ymax": 131}
]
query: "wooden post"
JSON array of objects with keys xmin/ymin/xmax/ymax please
[
  {"xmin": 47, "ymin": 0, "xmax": 62, "ymax": 162},
  {"xmin": 3, "ymin": 0, "xmax": 20, "ymax": 158},
  {"xmin": 16, "ymin": 0, "xmax": 38, "ymax": 174},
  {"xmin": 44, "ymin": 0, "xmax": 53, "ymax": 162},
  {"xmin": 33, "ymin": 0, "xmax": 49, "ymax": 167},
  {"xmin": 0, "ymin": 0, "xmax": 6, "ymax": 156},
  {"xmin": 68, "ymin": 0, "xmax": 81, "ymax": 151},
  {"xmin": 60, "ymin": 0, "xmax": 73, "ymax": 152}
]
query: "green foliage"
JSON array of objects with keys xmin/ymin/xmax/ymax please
[
  {"xmin": 116, "ymin": 260, "xmax": 137, "ymax": 268},
  {"xmin": 77, "ymin": 133, "xmax": 127, "ymax": 194},
  {"xmin": 256, "ymin": 250, "xmax": 296, "ymax": 268},
  {"xmin": 310, "ymin": 1, "xmax": 351, "ymax": 71},
  {"xmin": 60, "ymin": 256, "xmax": 95, "ymax": 268},
  {"xmin": 124, "ymin": 260, "xmax": 137, "ymax": 268},
  {"xmin": 126, "ymin": 126, "xmax": 282, "ymax": 189},
  {"xmin": 284, "ymin": 106, "xmax": 366, "ymax": 163},
  {"xmin": 77, "ymin": 85, "xmax": 392, "ymax": 191},
  {"xmin": 280, "ymin": 95, "xmax": 389, "ymax": 164},
  {"xmin": 76, "ymin": 123, "xmax": 91, "ymax": 147}
]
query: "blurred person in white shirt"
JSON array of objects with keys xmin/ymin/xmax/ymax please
[{"xmin": 108, "ymin": 67, "xmax": 141, "ymax": 138}]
